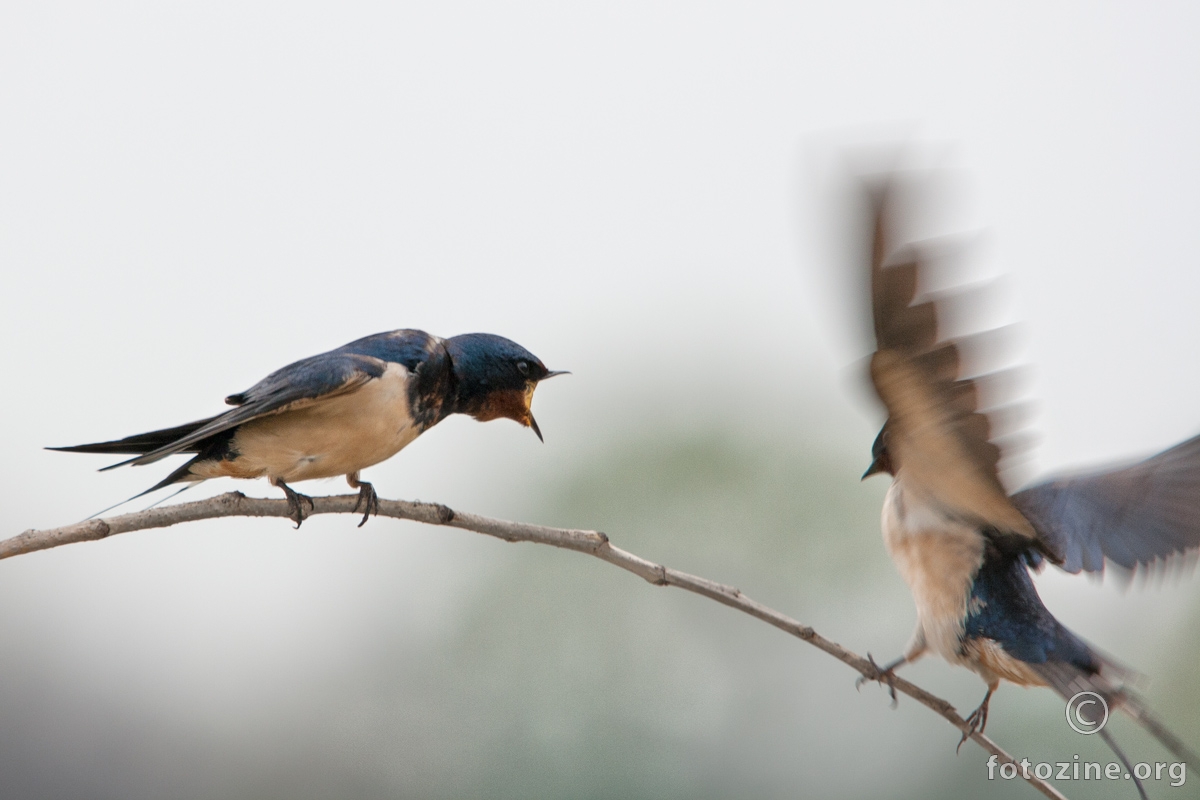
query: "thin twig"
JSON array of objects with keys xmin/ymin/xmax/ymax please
[{"xmin": 1, "ymin": 492, "xmax": 1067, "ymax": 800}]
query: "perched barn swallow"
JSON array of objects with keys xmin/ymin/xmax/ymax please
[
  {"xmin": 856, "ymin": 175, "xmax": 1198, "ymax": 791},
  {"xmin": 52, "ymin": 329, "xmax": 566, "ymax": 526}
]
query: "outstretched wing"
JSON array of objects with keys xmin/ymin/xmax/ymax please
[
  {"xmin": 1011, "ymin": 433, "xmax": 1200, "ymax": 574},
  {"xmin": 866, "ymin": 177, "xmax": 1040, "ymax": 545}
]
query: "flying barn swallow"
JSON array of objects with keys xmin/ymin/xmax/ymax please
[
  {"xmin": 52, "ymin": 330, "xmax": 566, "ymax": 526},
  {"xmin": 855, "ymin": 175, "xmax": 1199, "ymax": 793}
]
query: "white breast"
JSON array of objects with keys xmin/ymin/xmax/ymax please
[{"xmin": 881, "ymin": 479, "xmax": 985, "ymax": 664}]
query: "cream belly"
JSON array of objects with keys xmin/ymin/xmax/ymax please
[
  {"xmin": 192, "ymin": 363, "xmax": 421, "ymax": 483},
  {"xmin": 960, "ymin": 638, "xmax": 1047, "ymax": 688},
  {"xmin": 881, "ymin": 479, "xmax": 985, "ymax": 665}
]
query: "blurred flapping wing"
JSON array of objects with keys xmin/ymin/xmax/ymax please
[
  {"xmin": 1011, "ymin": 434, "xmax": 1200, "ymax": 574},
  {"xmin": 867, "ymin": 178, "xmax": 1041, "ymax": 545}
]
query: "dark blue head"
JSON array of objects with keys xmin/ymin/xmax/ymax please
[{"xmin": 444, "ymin": 333, "xmax": 567, "ymax": 440}]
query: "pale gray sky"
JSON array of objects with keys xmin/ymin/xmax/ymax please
[
  {"xmin": 1, "ymin": 3, "xmax": 1199, "ymax": 796},
  {"xmin": 4, "ymin": 2, "xmax": 1199, "ymax": 505}
]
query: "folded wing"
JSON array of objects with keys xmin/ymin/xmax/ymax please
[{"xmin": 58, "ymin": 351, "xmax": 390, "ymax": 470}]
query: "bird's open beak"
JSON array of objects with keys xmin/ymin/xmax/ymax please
[
  {"xmin": 861, "ymin": 458, "xmax": 885, "ymax": 481},
  {"xmin": 522, "ymin": 370, "xmax": 568, "ymax": 442},
  {"xmin": 522, "ymin": 383, "xmax": 545, "ymax": 442}
]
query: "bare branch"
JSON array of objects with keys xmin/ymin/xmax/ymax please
[{"xmin": 2, "ymin": 492, "xmax": 1067, "ymax": 800}]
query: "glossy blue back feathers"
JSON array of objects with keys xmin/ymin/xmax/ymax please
[{"xmin": 963, "ymin": 548, "xmax": 1095, "ymax": 670}]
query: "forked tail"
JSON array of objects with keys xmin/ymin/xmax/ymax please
[
  {"xmin": 49, "ymin": 417, "xmax": 224, "ymax": 518},
  {"xmin": 47, "ymin": 416, "xmax": 220, "ymax": 461},
  {"xmin": 1035, "ymin": 655, "xmax": 1197, "ymax": 800}
]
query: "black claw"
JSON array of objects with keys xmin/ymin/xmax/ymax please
[
  {"xmin": 352, "ymin": 481, "xmax": 379, "ymax": 527},
  {"xmin": 279, "ymin": 482, "xmax": 314, "ymax": 528},
  {"xmin": 957, "ymin": 691, "xmax": 992, "ymax": 753},
  {"xmin": 857, "ymin": 653, "xmax": 899, "ymax": 708}
]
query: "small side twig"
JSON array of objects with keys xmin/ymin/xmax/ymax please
[{"xmin": 1, "ymin": 492, "xmax": 1067, "ymax": 800}]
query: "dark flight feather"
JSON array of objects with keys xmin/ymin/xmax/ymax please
[
  {"xmin": 47, "ymin": 417, "xmax": 220, "ymax": 456},
  {"xmin": 50, "ymin": 330, "xmax": 448, "ymax": 471},
  {"xmin": 96, "ymin": 352, "xmax": 385, "ymax": 470}
]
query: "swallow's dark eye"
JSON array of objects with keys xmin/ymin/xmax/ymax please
[{"xmin": 517, "ymin": 361, "xmax": 530, "ymax": 376}]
